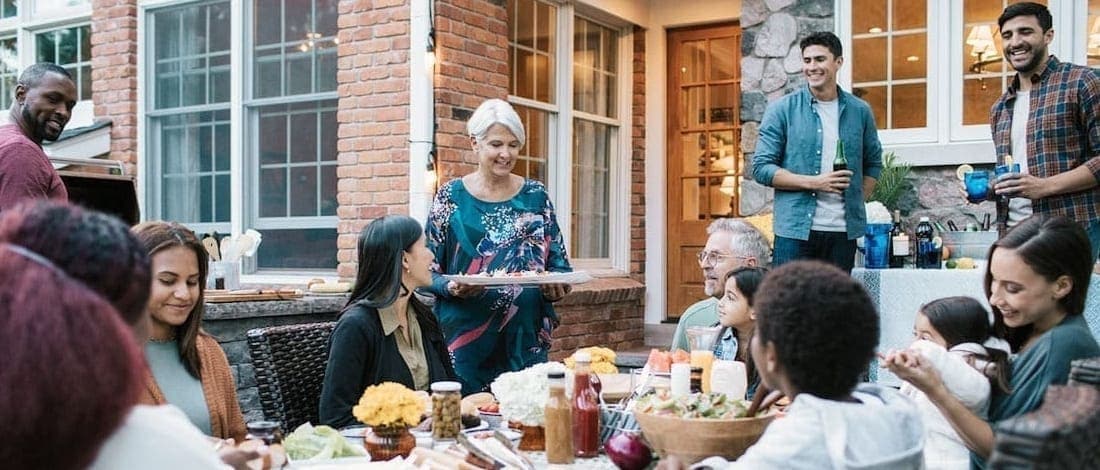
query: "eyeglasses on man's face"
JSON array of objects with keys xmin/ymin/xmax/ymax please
[{"xmin": 697, "ymin": 250, "xmax": 749, "ymax": 266}]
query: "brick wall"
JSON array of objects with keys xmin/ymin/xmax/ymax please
[
  {"xmin": 548, "ymin": 278, "xmax": 646, "ymax": 361},
  {"xmin": 90, "ymin": 0, "xmax": 139, "ymax": 175},
  {"xmin": 630, "ymin": 25, "xmax": 646, "ymax": 283},
  {"xmin": 335, "ymin": 0, "xmax": 414, "ymax": 278},
  {"xmin": 433, "ymin": 0, "xmax": 509, "ymax": 182}
]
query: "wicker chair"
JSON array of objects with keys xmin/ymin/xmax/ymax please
[
  {"xmin": 988, "ymin": 384, "xmax": 1100, "ymax": 469},
  {"xmin": 247, "ymin": 322, "xmax": 336, "ymax": 431}
]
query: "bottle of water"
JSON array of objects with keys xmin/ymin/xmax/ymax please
[{"xmin": 915, "ymin": 217, "xmax": 935, "ymax": 269}]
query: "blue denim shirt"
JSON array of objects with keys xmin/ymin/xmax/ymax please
[{"xmin": 751, "ymin": 86, "xmax": 883, "ymax": 241}]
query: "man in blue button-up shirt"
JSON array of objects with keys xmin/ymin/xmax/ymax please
[{"xmin": 752, "ymin": 31, "xmax": 883, "ymax": 273}]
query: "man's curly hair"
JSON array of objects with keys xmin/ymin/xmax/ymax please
[{"xmin": 754, "ymin": 260, "xmax": 879, "ymax": 399}]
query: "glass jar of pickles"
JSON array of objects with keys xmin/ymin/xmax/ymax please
[{"xmin": 430, "ymin": 381, "xmax": 462, "ymax": 440}]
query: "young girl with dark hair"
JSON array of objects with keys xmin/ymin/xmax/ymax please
[
  {"xmin": 886, "ymin": 215, "xmax": 1100, "ymax": 468},
  {"xmin": 132, "ymin": 221, "xmax": 247, "ymax": 442},
  {"xmin": 713, "ymin": 266, "xmax": 767, "ymax": 399},
  {"xmin": 319, "ymin": 215, "xmax": 457, "ymax": 429},
  {"xmin": 889, "ymin": 296, "xmax": 1010, "ymax": 470}
]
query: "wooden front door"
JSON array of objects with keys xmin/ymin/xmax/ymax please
[{"xmin": 666, "ymin": 23, "xmax": 742, "ymax": 320}]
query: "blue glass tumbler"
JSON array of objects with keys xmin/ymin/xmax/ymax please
[
  {"xmin": 964, "ymin": 171, "xmax": 990, "ymax": 203},
  {"xmin": 864, "ymin": 223, "xmax": 892, "ymax": 269}
]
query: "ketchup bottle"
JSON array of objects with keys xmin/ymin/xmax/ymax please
[{"xmin": 571, "ymin": 351, "xmax": 600, "ymax": 458}]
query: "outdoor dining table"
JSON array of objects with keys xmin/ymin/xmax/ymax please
[{"xmin": 851, "ymin": 265, "xmax": 1100, "ymax": 386}]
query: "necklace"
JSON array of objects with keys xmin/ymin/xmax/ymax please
[{"xmin": 149, "ymin": 335, "xmax": 177, "ymax": 343}]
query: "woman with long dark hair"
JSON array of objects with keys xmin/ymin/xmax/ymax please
[
  {"xmin": 887, "ymin": 215, "xmax": 1100, "ymax": 467},
  {"xmin": 132, "ymin": 221, "xmax": 247, "ymax": 442},
  {"xmin": 319, "ymin": 215, "xmax": 457, "ymax": 428}
]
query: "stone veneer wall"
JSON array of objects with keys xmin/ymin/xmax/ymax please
[{"xmin": 205, "ymin": 297, "xmax": 346, "ymax": 422}]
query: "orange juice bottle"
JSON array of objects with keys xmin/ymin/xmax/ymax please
[{"xmin": 690, "ymin": 349, "xmax": 715, "ymax": 393}]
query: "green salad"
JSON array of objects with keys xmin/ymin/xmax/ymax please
[
  {"xmin": 634, "ymin": 391, "xmax": 750, "ymax": 419},
  {"xmin": 283, "ymin": 423, "xmax": 367, "ymax": 460}
]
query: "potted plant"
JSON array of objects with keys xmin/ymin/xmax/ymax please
[
  {"xmin": 353, "ymin": 382, "xmax": 423, "ymax": 459},
  {"xmin": 868, "ymin": 151, "xmax": 912, "ymax": 212}
]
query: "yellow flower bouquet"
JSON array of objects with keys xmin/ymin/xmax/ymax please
[{"xmin": 352, "ymin": 382, "xmax": 423, "ymax": 430}]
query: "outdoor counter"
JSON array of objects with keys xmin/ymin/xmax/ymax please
[
  {"xmin": 852, "ymin": 267, "xmax": 1100, "ymax": 386},
  {"xmin": 204, "ymin": 295, "xmax": 348, "ymax": 421}
]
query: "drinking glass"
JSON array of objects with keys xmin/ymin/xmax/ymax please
[
  {"xmin": 964, "ymin": 171, "xmax": 990, "ymax": 203},
  {"xmin": 864, "ymin": 223, "xmax": 892, "ymax": 269}
]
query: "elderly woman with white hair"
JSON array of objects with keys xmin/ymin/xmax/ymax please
[{"xmin": 425, "ymin": 98, "xmax": 573, "ymax": 394}]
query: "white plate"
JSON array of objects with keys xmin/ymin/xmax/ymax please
[
  {"xmin": 462, "ymin": 427, "xmax": 522, "ymax": 444},
  {"xmin": 443, "ymin": 271, "xmax": 592, "ymax": 286}
]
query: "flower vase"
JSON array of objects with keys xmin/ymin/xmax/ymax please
[
  {"xmin": 363, "ymin": 426, "xmax": 415, "ymax": 460},
  {"xmin": 517, "ymin": 424, "xmax": 545, "ymax": 451}
]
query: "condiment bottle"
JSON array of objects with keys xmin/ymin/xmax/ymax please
[
  {"xmin": 710, "ymin": 360, "xmax": 747, "ymax": 399},
  {"xmin": 544, "ymin": 371, "xmax": 574, "ymax": 464},
  {"xmin": 430, "ymin": 381, "xmax": 462, "ymax": 441},
  {"xmin": 670, "ymin": 363, "xmax": 691, "ymax": 398},
  {"xmin": 571, "ymin": 351, "xmax": 600, "ymax": 458}
]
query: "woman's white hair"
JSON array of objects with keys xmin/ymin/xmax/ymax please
[{"xmin": 467, "ymin": 98, "xmax": 526, "ymax": 147}]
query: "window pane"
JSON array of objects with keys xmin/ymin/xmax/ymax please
[
  {"xmin": 252, "ymin": 0, "xmax": 338, "ymax": 98},
  {"xmin": 512, "ymin": 105, "xmax": 549, "ymax": 182},
  {"xmin": 34, "ymin": 26, "xmax": 91, "ymax": 101},
  {"xmin": 0, "ymin": 37, "xmax": 16, "ymax": 109},
  {"xmin": 573, "ymin": 17, "xmax": 617, "ymax": 118},
  {"xmin": 151, "ymin": 2, "xmax": 231, "ymax": 110},
  {"xmin": 1, "ymin": 0, "xmax": 15, "ymax": 19},
  {"xmin": 256, "ymin": 100, "xmax": 338, "ymax": 219},
  {"xmin": 156, "ymin": 111, "xmax": 231, "ymax": 224},
  {"xmin": 572, "ymin": 119, "xmax": 611, "ymax": 258},
  {"xmin": 1087, "ymin": 0, "xmax": 1100, "ymax": 69},
  {"xmin": 851, "ymin": 0, "xmax": 928, "ymax": 130},
  {"xmin": 891, "ymin": 84, "xmax": 926, "ymax": 128},
  {"xmin": 256, "ymin": 228, "xmax": 338, "ymax": 270},
  {"xmin": 961, "ymin": 0, "xmax": 1047, "ymax": 118},
  {"xmin": 35, "ymin": 0, "xmax": 89, "ymax": 16},
  {"xmin": 509, "ymin": 0, "xmax": 556, "ymax": 103}
]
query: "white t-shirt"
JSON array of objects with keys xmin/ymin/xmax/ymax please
[
  {"xmin": 811, "ymin": 98, "xmax": 846, "ymax": 232},
  {"xmin": 89, "ymin": 405, "xmax": 230, "ymax": 470},
  {"xmin": 1007, "ymin": 90, "xmax": 1033, "ymax": 226}
]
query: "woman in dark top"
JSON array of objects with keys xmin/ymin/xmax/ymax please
[{"xmin": 319, "ymin": 215, "xmax": 457, "ymax": 429}]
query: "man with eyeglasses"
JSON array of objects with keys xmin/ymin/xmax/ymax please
[{"xmin": 670, "ymin": 218, "xmax": 771, "ymax": 351}]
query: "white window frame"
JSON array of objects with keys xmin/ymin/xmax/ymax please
[
  {"xmin": 0, "ymin": 0, "xmax": 94, "ymax": 126},
  {"xmin": 140, "ymin": 0, "xmax": 339, "ymax": 278},
  {"xmin": 508, "ymin": 1, "xmax": 632, "ymax": 274},
  {"xmin": 838, "ymin": 0, "xmax": 1074, "ymax": 166}
]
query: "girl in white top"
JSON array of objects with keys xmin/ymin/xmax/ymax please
[{"xmin": 884, "ymin": 296, "xmax": 1011, "ymax": 470}]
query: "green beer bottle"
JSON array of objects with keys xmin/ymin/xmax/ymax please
[{"xmin": 833, "ymin": 138, "xmax": 848, "ymax": 172}]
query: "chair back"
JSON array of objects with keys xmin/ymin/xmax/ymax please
[
  {"xmin": 247, "ymin": 322, "xmax": 336, "ymax": 431},
  {"xmin": 1069, "ymin": 356, "xmax": 1100, "ymax": 386},
  {"xmin": 988, "ymin": 385, "xmax": 1100, "ymax": 469}
]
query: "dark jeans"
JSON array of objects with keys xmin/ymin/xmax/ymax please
[{"xmin": 773, "ymin": 231, "xmax": 857, "ymax": 274}]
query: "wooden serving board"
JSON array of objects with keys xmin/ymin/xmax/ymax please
[{"xmin": 205, "ymin": 290, "xmax": 304, "ymax": 303}]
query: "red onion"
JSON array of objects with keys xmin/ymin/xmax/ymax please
[{"xmin": 604, "ymin": 431, "xmax": 652, "ymax": 470}]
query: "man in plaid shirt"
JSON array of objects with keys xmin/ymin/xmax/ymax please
[{"xmin": 989, "ymin": 2, "xmax": 1100, "ymax": 261}]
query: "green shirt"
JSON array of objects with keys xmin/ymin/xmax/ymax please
[
  {"xmin": 971, "ymin": 314, "xmax": 1100, "ymax": 469},
  {"xmin": 145, "ymin": 340, "xmax": 212, "ymax": 435},
  {"xmin": 378, "ymin": 302, "xmax": 430, "ymax": 391},
  {"xmin": 671, "ymin": 297, "xmax": 719, "ymax": 351}
]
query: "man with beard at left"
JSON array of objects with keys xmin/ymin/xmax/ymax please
[{"xmin": 0, "ymin": 62, "xmax": 76, "ymax": 209}]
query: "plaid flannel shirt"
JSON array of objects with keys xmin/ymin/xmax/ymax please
[{"xmin": 990, "ymin": 56, "xmax": 1100, "ymax": 225}]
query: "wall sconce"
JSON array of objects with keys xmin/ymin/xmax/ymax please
[
  {"xmin": 425, "ymin": 28, "xmax": 437, "ymax": 70},
  {"xmin": 967, "ymin": 25, "xmax": 1001, "ymax": 74}
]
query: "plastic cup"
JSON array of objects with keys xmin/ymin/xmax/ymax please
[{"xmin": 964, "ymin": 171, "xmax": 990, "ymax": 203}]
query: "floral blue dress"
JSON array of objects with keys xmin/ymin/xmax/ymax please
[{"xmin": 426, "ymin": 178, "xmax": 572, "ymax": 394}]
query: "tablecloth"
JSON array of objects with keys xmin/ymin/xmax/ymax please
[{"xmin": 852, "ymin": 267, "xmax": 1100, "ymax": 386}]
